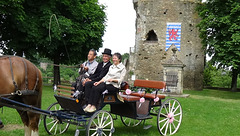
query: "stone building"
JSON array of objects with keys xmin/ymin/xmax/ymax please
[{"xmin": 129, "ymin": 0, "xmax": 204, "ymax": 90}]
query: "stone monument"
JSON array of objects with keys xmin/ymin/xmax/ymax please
[{"xmin": 162, "ymin": 45, "xmax": 185, "ymax": 94}]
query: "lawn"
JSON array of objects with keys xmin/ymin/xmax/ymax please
[{"xmin": 0, "ymin": 86, "xmax": 240, "ymax": 136}]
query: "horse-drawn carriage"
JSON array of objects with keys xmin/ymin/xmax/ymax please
[
  {"xmin": 0, "ymin": 56, "xmax": 182, "ymax": 136},
  {"xmin": 43, "ymin": 79, "xmax": 182, "ymax": 136}
]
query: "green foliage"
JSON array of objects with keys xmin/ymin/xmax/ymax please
[
  {"xmin": 122, "ymin": 53, "xmax": 129, "ymax": 61},
  {"xmin": 0, "ymin": 0, "xmax": 106, "ymax": 84},
  {"xmin": 0, "ymin": 0, "xmax": 106, "ymax": 65},
  {"xmin": 197, "ymin": 0, "xmax": 240, "ymax": 89},
  {"xmin": 203, "ymin": 62, "xmax": 215, "ymax": 86},
  {"xmin": 197, "ymin": 0, "xmax": 240, "ymax": 68},
  {"xmin": 60, "ymin": 66, "xmax": 79, "ymax": 82},
  {"xmin": 39, "ymin": 63, "xmax": 79, "ymax": 83},
  {"xmin": 203, "ymin": 62, "xmax": 238, "ymax": 88}
]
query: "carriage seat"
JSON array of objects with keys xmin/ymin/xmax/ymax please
[
  {"xmin": 119, "ymin": 94, "xmax": 141, "ymax": 101},
  {"xmin": 129, "ymin": 92, "xmax": 165, "ymax": 99},
  {"xmin": 131, "ymin": 79, "xmax": 166, "ymax": 99},
  {"xmin": 103, "ymin": 81, "xmax": 137, "ymax": 103},
  {"xmin": 55, "ymin": 85, "xmax": 75, "ymax": 98}
]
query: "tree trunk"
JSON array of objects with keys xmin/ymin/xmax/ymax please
[
  {"xmin": 53, "ymin": 56, "xmax": 61, "ymax": 85},
  {"xmin": 231, "ymin": 68, "xmax": 238, "ymax": 91}
]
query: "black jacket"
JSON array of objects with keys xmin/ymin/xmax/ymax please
[{"xmin": 89, "ymin": 61, "xmax": 112, "ymax": 82}]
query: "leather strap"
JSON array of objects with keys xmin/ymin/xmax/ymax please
[
  {"xmin": 21, "ymin": 58, "xmax": 28, "ymax": 90},
  {"xmin": 33, "ymin": 65, "xmax": 39, "ymax": 91},
  {"xmin": 8, "ymin": 57, "xmax": 18, "ymax": 91}
]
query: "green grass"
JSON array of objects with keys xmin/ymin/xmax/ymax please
[{"xmin": 0, "ymin": 87, "xmax": 240, "ymax": 136}]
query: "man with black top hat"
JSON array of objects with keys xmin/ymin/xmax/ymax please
[{"xmin": 83, "ymin": 48, "xmax": 112, "ymax": 102}]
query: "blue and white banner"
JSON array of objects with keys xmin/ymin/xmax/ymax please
[{"xmin": 166, "ymin": 23, "xmax": 181, "ymax": 51}]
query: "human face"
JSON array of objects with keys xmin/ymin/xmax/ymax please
[
  {"xmin": 112, "ymin": 55, "xmax": 120, "ymax": 65},
  {"xmin": 102, "ymin": 54, "xmax": 111, "ymax": 63},
  {"xmin": 88, "ymin": 51, "xmax": 96, "ymax": 61}
]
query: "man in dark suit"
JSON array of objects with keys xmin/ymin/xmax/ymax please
[{"xmin": 83, "ymin": 48, "xmax": 112, "ymax": 102}]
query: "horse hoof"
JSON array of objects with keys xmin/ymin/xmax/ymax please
[{"xmin": 0, "ymin": 124, "xmax": 4, "ymax": 129}]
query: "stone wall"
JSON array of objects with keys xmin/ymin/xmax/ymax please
[{"xmin": 129, "ymin": 0, "xmax": 204, "ymax": 90}]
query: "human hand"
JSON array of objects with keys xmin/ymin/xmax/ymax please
[
  {"xmin": 84, "ymin": 66, "xmax": 88, "ymax": 71},
  {"xmin": 82, "ymin": 80, "xmax": 86, "ymax": 86},
  {"xmin": 107, "ymin": 79, "xmax": 113, "ymax": 82},
  {"xmin": 85, "ymin": 78, "xmax": 91, "ymax": 82},
  {"xmin": 94, "ymin": 82, "xmax": 100, "ymax": 86}
]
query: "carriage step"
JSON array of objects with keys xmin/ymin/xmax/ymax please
[
  {"xmin": 136, "ymin": 114, "xmax": 152, "ymax": 120},
  {"xmin": 143, "ymin": 125, "xmax": 152, "ymax": 130}
]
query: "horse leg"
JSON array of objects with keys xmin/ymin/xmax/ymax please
[
  {"xmin": 24, "ymin": 125, "xmax": 32, "ymax": 136},
  {"xmin": 17, "ymin": 110, "xmax": 32, "ymax": 136},
  {"xmin": 17, "ymin": 110, "xmax": 40, "ymax": 136},
  {"xmin": 0, "ymin": 118, "xmax": 4, "ymax": 128},
  {"xmin": 27, "ymin": 111, "xmax": 40, "ymax": 136}
]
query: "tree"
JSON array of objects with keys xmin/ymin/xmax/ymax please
[
  {"xmin": 0, "ymin": 0, "xmax": 106, "ymax": 85},
  {"xmin": 197, "ymin": 0, "xmax": 240, "ymax": 91}
]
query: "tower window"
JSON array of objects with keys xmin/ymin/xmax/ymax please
[{"xmin": 146, "ymin": 30, "xmax": 158, "ymax": 41}]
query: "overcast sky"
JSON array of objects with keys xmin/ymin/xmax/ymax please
[
  {"xmin": 98, "ymin": 0, "xmax": 136, "ymax": 55},
  {"xmin": 97, "ymin": 0, "xmax": 207, "ymax": 55}
]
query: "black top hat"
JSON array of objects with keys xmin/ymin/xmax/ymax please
[{"xmin": 102, "ymin": 48, "xmax": 112, "ymax": 56}]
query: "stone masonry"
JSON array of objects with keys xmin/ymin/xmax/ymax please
[{"xmin": 129, "ymin": 0, "xmax": 204, "ymax": 90}]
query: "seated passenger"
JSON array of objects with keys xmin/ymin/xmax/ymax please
[
  {"xmin": 84, "ymin": 53, "xmax": 126, "ymax": 113},
  {"xmin": 80, "ymin": 49, "xmax": 98, "ymax": 77},
  {"xmin": 83, "ymin": 48, "xmax": 112, "ymax": 100},
  {"xmin": 72, "ymin": 49, "xmax": 98, "ymax": 92}
]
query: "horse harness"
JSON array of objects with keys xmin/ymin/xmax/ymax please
[{"xmin": 0, "ymin": 56, "xmax": 39, "ymax": 97}]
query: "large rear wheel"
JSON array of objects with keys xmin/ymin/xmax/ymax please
[
  {"xmin": 43, "ymin": 102, "xmax": 70, "ymax": 135},
  {"xmin": 157, "ymin": 98, "xmax": 182, "ymax": 135}
]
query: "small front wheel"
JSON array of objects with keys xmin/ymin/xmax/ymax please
[
  {"xmin": 43, "ymin": 102, "xmax": 70, "ymax": 135},
  {"xmin": 86, "ymin": 110, "xmax": 114, "ymax": 136},
  {"xmin": 157, "ymin": 98, "xmax": 182, "ymax": 135},
  {"xmin": 120, "ymin": 116, "xmax": 142, "ymax": 127}
]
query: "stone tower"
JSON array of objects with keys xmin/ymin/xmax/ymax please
[{"xmin": 129, "ymin": 0, "xmax": 204, "ymax": 90}]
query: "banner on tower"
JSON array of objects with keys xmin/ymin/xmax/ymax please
[{"xmin": 166, "ymin": 23, "xmax": 181, "ymax": 51}]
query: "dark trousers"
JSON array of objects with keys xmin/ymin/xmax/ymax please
[
  {"xmin": 86, "ymin": 82, "xmax": 119, "ymax": 106},
  {"xmin": 84, "ymin": 81, "xmax": 95, "ymax": 102}
]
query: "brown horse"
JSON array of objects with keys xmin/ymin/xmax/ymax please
[{"xmin": 0, "ymin": 56, "xmax": 42, "ymax": 136}]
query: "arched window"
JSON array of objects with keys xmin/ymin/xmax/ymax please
[{"xmin": 146, "ymin": 30, "xmax": 158, "ymax": 41}]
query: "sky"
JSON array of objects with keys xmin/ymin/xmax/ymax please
[
  {"xmin": 97, "ymin": 0, "xmax": 206, "ymax": 55},
  {"xmin": 98, "ymin": 0, "xmax": 136, "ymax": 55}
]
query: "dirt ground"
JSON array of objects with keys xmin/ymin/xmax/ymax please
[{"xmin": 1, "ymin": 124, "xmax": 24, "ymax": 131}]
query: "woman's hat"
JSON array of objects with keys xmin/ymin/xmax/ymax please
[{"xmin": 102, "ymin": 48, "xmax": 112, "ymax": 56}]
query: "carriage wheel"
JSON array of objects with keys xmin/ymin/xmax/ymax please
[
  {"xmin": 86, "ymin": 110, "xmax": 114, "ymax": 136},
  {"xmin": 157, "ymin": 98, "xmax": 182, "ymax": 136},
  {"xmin": 43, "ymin": 102, "xmax": 70, "ymax": 135},
  {"xmin": 120, "ymin": 116, "xmax": 142, "ymax": 127},
  {"xmin": 150, "ymin": 106, "xmax": 160, "ymax": 114}
]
